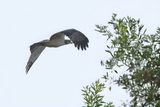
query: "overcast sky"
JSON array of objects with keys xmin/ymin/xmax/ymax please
[{"xmin": 0, "ymin": 0, "xmax": 160, "ymax": 107}]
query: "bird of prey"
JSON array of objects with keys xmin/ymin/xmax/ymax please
[{"xmin": 26, "ymin": 29, "xmax": 89, "ymax": 74}]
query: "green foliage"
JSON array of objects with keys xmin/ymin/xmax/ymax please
[
  {"xmin": 82, "ymin": 80, "xmax": 115, "ymax": 107},
  {"xmin": 96, "ymin": 14, "xmax": 160, "ymax": 107}
]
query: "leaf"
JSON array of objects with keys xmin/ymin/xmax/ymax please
[
  {"xmin": 101, "ymin": 60, "xmax": 104, "ymax": 66},
  {"xmin": 139, "ymin": 25, "xmax": 144, "ymax": 32},
  {"xmin": 122, "ymin": 87, "xmax": 127, "ymax": 89},
  {"xmin": 107, "ymin": 45, "xmax": 110, "ymax": 49},
  {"xmin": 114, "ymin": 70, "xmax": 118, "ymax": 73},
  {"xmin": 105, "ymin": 50, "xmax": 113, "ymax": 57}
]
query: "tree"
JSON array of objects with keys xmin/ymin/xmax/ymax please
[
  {"xmin": 94, "ymin": 14, "xmax": 160, "ymax": 107},
  {"xmin": 82, "ymin": 80, "xmax": 115, "ymax": 107}
]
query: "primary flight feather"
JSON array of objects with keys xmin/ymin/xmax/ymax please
[{"xmin": 26, "ymin": 29, "xmax": 89, "ymax": 73}]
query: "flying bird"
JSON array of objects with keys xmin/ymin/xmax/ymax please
[{"xmin": 26, "ymin": 29, "xmax": 89, "ymax": 74}]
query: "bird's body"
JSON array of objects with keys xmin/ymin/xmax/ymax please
[
  {"xmin": 26, "ymin": 29, "xmax": 89, "ymax": 73},
  {"xmin": 41, "ymin": 39, "xmax": 65, "ymax": 47}
]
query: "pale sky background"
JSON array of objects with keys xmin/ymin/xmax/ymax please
[{"xmin": 0, "ymin": 0, "xmax": 160, "ymax": 107}]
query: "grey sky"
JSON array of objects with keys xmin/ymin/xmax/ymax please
[{"xmin": 0, "ymin": 0, "xmax": 160, "ymax": 107}]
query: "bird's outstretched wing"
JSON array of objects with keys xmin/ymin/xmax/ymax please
[
  {"xmin": 26, "ymin": 40, "xmax": 47, "ymax": 73},
  {"xmin": 60, "ymin": 29, "xmax": 89, "ymax": 50},
  {"xmin": 26, "ymin": 29, "xmax": 89, "ymax": 73}
]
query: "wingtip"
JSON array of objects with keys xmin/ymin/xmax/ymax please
[
  {"xmin": 25, "ymin": 67, "xmax": 29, "ymax": 74},
  {"xmin": 26, "ymin": 62, "xmax": 32, "ymax": 74},
  {"xmin": 25, "ymin": 70, "xmax": 28, "ymax": 75},
  {"xmin": 25, "ymin": 63, "xmax": 32, "ymax": 74}
]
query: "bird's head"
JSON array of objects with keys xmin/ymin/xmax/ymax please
[{"xmin": 65, "ymin": 40, "xmax": 72, "ymax": 44}]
